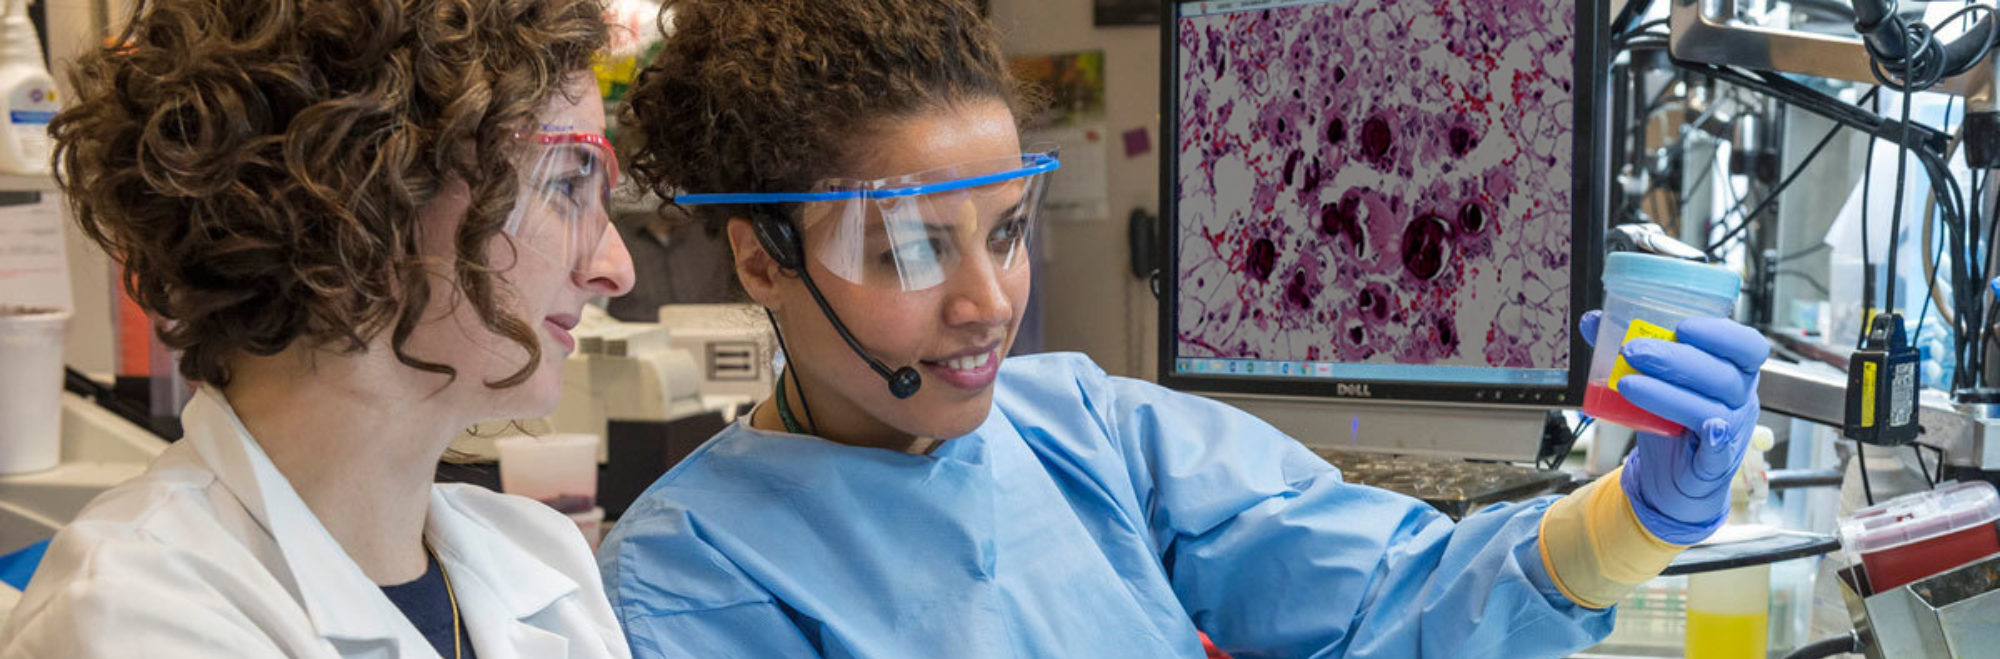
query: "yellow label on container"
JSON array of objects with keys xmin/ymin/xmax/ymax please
[
  {"xmin": 1608, "ymin": 318, "xmax": 1677, "ymax": 392},
  {"xmin": 1862, "ymin": 361, "xmax": 1878, "ymax": 428}
]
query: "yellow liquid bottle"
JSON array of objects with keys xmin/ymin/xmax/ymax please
[{"xmin": 1684, "ymin": 564, "xmax": 1769, "ymax": 658}]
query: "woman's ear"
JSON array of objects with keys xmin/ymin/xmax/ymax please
[{"xmin": 726, "ymin": 217, "xmax": 786, "ymax": 311}]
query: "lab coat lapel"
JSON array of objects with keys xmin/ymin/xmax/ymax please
[
  {"xmin": 180, "ymin": 387, "xmax": 438, "ymax": 655},
  {"xmin": 427, "ymin": 488, "xmax": 580, "ymax": 659}
]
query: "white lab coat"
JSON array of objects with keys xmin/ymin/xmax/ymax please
[{"xmin": 0, "ymin": 387, "xmax": 632, "ymax": 659}]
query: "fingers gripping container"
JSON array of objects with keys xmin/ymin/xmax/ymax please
[
  {"xmin": 1838, "ymin": 480, "xmax": 2000, "ymax": 594},
  {"xmin": 1583, "ymin": 252, "xmax": 1742, "ymax": 436}
]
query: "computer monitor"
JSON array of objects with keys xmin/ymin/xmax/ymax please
[{"xmin": 1158, "ymin": 0, "xmax": 1608, "ymax": 457}]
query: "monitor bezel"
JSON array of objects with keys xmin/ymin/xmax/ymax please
[{"xmin": 1156, "ymin": 0, "xmax": 1609, "ymax": 408}]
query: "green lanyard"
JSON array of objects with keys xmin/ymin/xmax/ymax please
[{"xmin": 774, "ymin": 376, "xmax": 807, "ymax": 435}]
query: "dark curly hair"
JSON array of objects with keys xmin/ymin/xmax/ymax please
[
  {"xmin": 621, "ymin": 0, "xmax": 1033, "ymax": 235},
  {"xmin": 54, "ymin": 0, "xmax": 609, "ymax": 387}
]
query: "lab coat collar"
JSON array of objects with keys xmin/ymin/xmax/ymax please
[
  {"xmin": 181, "ymin": 386, "xmax": 435, "ymax": 648},
  {"xmin": 424, "ymin": 487, "xmax": 580, "ymax": 622},
  {"xmin": 426, "ymin": 489, "xmax": 580, "ymax": 659},
  {"xmin": 182, "ymin": 386, "xmax": 579, "ymax": 655}
]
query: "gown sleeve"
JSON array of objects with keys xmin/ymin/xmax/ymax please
[
  {"xmin": 1041, "ymin": 354, "xmax": 1622, "ymax": 659},
  {"xmin": 599, "ymin": 504, "xmax": 822, "ymax": 658}
]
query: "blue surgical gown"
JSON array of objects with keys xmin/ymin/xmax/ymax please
[{"xmin": 599, "ymin": 353, "xmax": 1613, "ymax": 658}]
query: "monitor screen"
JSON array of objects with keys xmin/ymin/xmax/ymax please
[{"xmin": 1159, "ymin": 0, "xmax": 1605, "ymax": 407}]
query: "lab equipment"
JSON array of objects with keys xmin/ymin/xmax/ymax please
[
  {"xmin": 1666, "ymin": 0, "xmax": 1994, "ymax": 97},
  {"xmin": 600, "ymin": 353, "xmax": 1621, "ymax": 658},
  {"xmin": 1835, "ymin": 551, "xmax": 2000, "ymax": 658},
  {"xmin": 0, "ymin": 306, "xmax": 66, "ymax": 475},
  {"xmin": 1838, "ymin": 480, "xmax": 2000, "ymax": 594},
  {"xmin": 674, "ymin": 152, "xmax": 1060, "ymax": 400},
  {"xmin": 1584, "ymin": 252, "xmax": 1743, "ymax": 436},
  {"xmin": 1158, "ymin": 0, "xmax": 1609, "ymax": 460},
  {"xmin": 1307, "ymin": 448, "xmax": 1567, "ymax": 519},
  {"xmin": 655, "ymin": 303, "xmax": 779, "ymax": 405},
  {"xmin": 475, "ymin": 304, "xmax": 767, "ymax": 450},
  {"xmin": 1844, "ymin": 312, "xmax": 1922, "ymax": 446}
]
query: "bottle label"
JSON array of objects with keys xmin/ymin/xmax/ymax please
[
  {"xmin": 9, "ymin": 83, "xmax": 58, "ymax": 167},
  {"xmin": 1608, "ymin": 318, "xmax": 1677, "ymax": 391}
]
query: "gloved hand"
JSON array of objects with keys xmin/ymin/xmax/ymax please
[{"xmin": 1580, "ymin": 310, "xmax": 1769, "ymax": 545}]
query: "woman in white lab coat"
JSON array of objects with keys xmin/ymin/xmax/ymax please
[{"xmin": 0, "ymin": 1, "xmax": 636, "ymax": 657}]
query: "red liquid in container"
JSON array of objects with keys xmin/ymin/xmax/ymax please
[
  {"xmin": 1858, "ymin": 523, "xmax": 2000, "ymax": 593},
  {"xmin": 1583, "ymin": 382, "xmax": 1685, "ymax": 437},
  {"xmin": 1842, "ymin": 481, "xmax": 2000, "ymax": 593}
]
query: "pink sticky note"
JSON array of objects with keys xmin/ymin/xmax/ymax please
[{"xmin": 1123, "ymin": 127, "xmax": 1151, "ymax": 158}]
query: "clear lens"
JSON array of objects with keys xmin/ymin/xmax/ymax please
[
  {"xmin": 503, "ymin": 132, "xmax": 618, "ymax": 272},
  {"xmin": 799, "ymin": 152, "xmax": 1054, "ymax": 292}
]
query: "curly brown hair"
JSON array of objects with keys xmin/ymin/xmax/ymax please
[
  {"xmin": 621, "ymin": 0, "xmax": 1033, "ymax": 234},
  {"xmin": 54, "ymin": 0, "xmax": 609, "ymax": 387}
]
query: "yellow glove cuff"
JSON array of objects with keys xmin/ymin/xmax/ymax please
[{"xmin": 1537, "ymin": 467, "xmax": 1688, "ymax": 609}]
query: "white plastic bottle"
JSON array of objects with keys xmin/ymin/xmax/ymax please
[{"xmin": 0, "ymin": 0, "xmax": 56, "ymax": 175}]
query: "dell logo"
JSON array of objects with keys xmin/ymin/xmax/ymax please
[{"xmin": 1336, "ymin": 383, "xmax": 1373, "ymax": 398}]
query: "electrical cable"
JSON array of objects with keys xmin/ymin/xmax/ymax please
[
  {"xmin": 1915, "ymin": 441, "xmax": 1949, "ymax": 484},
  {"xmin": 1621, "ymin": 18, "xmax": 1668, "ymax": 39},
  {"xmin": 1887, "ymin": 51, "xmax": 1915, "ymax": 316},
  {"xmin": 764, "ymin": 308, "xmax": 818, "ymax": 435},
  {"xmin": 1857, "ymin": 443, "xmax": 1878, "ymax": 506},
  {"xmin": 1704, "ymin": 116, "xmax": 1853, "ymax": 254},
  {"xmin": 1850, "ymin": 1, "xmax": 2000, "ymax": 393},
  {"xmin": 1862, "ymin": 4, "xmax": 2000, "ymax": 93},
  {"xmin": 1861, "ymin": 92, "xmax": 1880, "ymax": 349},
  {"xmin": 1669, "ymin": 60, "xmax": 1982, "ymax": 383},
  {"xmin": 1911, "ymin": 444, "xmax": 1936, "ymax": 488},
  {"xmin": 1778, "ymin": 632, "xmax": 1863, "ymax": 659},
  {"xmin": 1774, "ymin": 243, "xmax": 1830, "ymax": 263},
  {"xmin": 1628, "ymin": 72, "xmax": 1684, "ymax": 144},
  {"xmin": 1776, "ymin": 270, "xmax": 1833, "ymax": 296},
  {"xmin": 1609, "ymin": 0, "xmax": 1659, "ymax": 40}
]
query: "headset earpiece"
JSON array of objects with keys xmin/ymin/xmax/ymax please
[{"xmin": 751, "ymin": 208, "xmax": 804, "ymax": 272}]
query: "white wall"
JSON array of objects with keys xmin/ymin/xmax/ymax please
[
  {"xmin": 48, "ymin": 0, "xmax": 117, "ymax": 375},
  {"xmin": 991, "ymin": 0, "xmax": 1160, "ymax": 379}
]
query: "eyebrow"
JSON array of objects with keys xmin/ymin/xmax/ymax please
[{"xmin": 546, "ymin": 144, "xmax": 600, "ymax": 171}]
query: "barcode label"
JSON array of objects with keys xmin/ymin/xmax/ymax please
[{"xmin": 1891, "ymin": 362, "xmax": 1916, "ymax": 427}]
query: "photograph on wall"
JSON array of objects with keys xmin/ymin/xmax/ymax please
[{"xmin": 1009, "ymin": 50, "xmax": 1109, "ymax": 224}]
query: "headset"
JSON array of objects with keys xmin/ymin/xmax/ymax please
[{"xmin": 751, "ymin": 206, "xmax": 923, "ymax": 399}]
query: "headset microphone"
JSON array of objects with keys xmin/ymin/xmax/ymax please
[
  {"xmin": 752, "ymin": 210, "xmax": 923, "ymax": 399},
  {"xmin": 797, "ymin": 269, "xmax": 924, "ymax": 399}
]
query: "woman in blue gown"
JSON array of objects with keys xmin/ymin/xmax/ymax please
[{"xmin": 600, "ymin": 1, "xmax": 1770, "ymax": 657}]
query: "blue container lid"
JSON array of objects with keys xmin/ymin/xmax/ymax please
[{"xmin": 1603, "ymin": 252, "xmax": 1742, "ymax": 300}]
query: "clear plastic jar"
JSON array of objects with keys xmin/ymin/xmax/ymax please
[{"xmin": 1583, "ymin": 253, "xmax": 1741, "ymax": 436}]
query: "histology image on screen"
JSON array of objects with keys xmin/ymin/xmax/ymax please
[{"xmin": 1175, "ymin": 0, "xmax": 1574, "ymax": 370}]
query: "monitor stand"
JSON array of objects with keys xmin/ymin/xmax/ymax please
[{"xmin": 1206, "ymin": 394, "xmax": 1550, "ymax": 463}]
